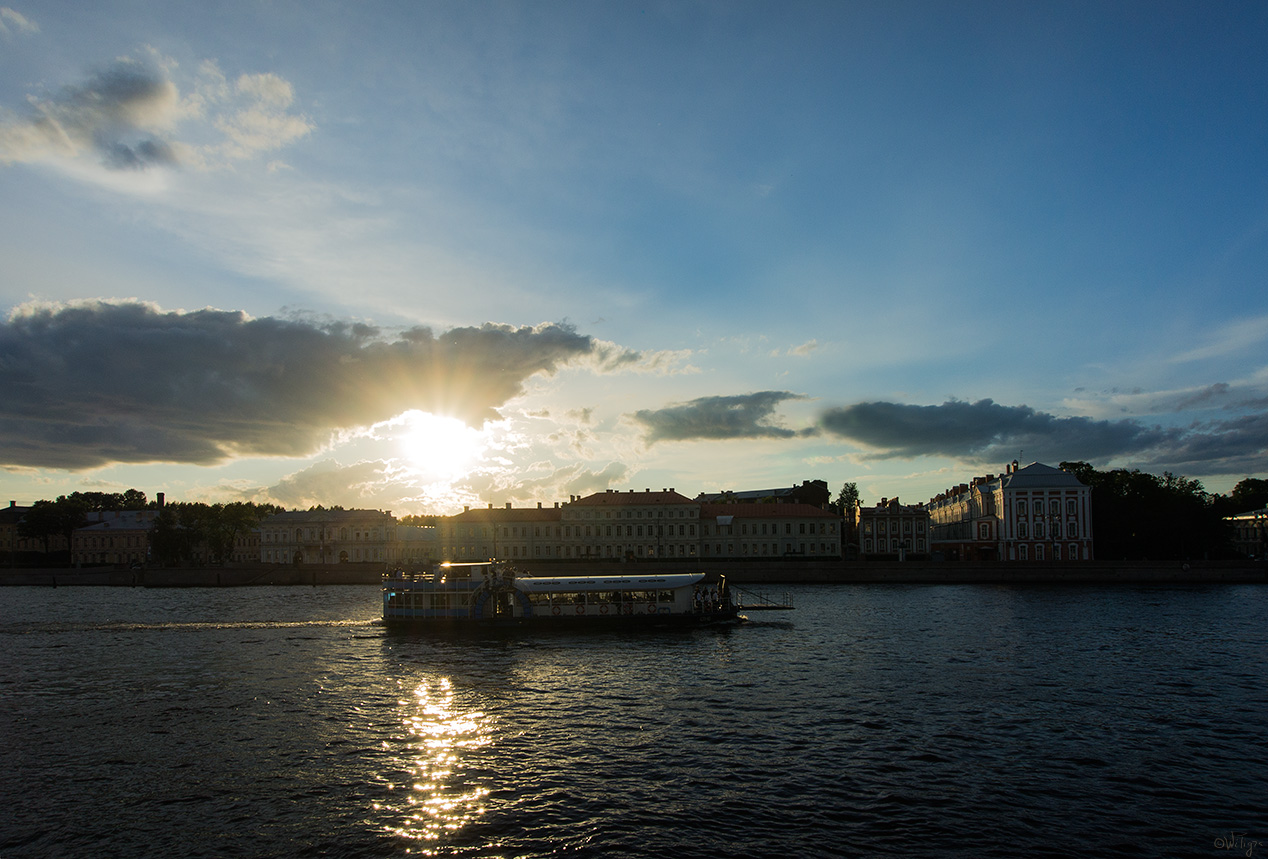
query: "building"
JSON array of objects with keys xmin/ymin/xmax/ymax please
[
  {"xmin": 394, "ymin": 524, "xmax": 438, "ymax": 566},
  {"xmin": 434, "ymin": 488, "xmax": 844, "ymax": 563},
  {"xmin": 1226, "ymin": 508, "xmax": 1268, "ymax": 559},
  {"xmin": 699, "ymin": 501, "xmax": 842, "ymax": 559},
  {"xmin": 856, "ymin": 498, "xmax": 931, "ymax": 559},
  {"xmin": 928, "ymin": 462, "xmax": 1093, "ymax": 562},
  {"xmin": 927, "ymin": 475, "xmax": 1001, "ymax": 562},
  {"xmin": 436, "ymin": 503, "xmax": 563, "ymax": 562},
  {"xmin": 0, "ymin": 502, "xmax": 29, "ymax": 565},
  {"xmin": 695, "ymin": 479, "xmax": 831, "ymax": 508},
  {"xmin": 259, "ymin": 509, "xmax": 397, "ymax": 565},
  {"xmin": 70, "ymin": 510, "xmax": 159, "ymax": 567}
]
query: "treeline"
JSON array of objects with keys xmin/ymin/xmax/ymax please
[
  {"xmin": 16, "ymin": 491, "xmax": 283, "ymax": 566},
  {"xmin": 1060, "ymin": 463, "xmax": 1267, "ymax": 561},
  {"xmin": 150, "ymin": 501, "xmax": 285, "ymax": 566}
]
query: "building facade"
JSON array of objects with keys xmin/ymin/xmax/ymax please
[
  {"xmin": 1226, "ymin": 508, "xmax": 1268, "ymax": 559},
  {"xmin": 856, "ymin": 498, "xmax": 931, "ymax": 559},
  {"xmin": 435, "ymin": 489, "xmax": 843, "ymax": 562},
  {"xmin": 259, "ymin": 509, "xmax": 397, "ymax": 565},
  {"xmin": 70, "ymin": 510, "xmax": 158, "ymax": 567},
  {"xmin": 929, "ymin": 462, "xmax": 1093, "ymax": 561}
]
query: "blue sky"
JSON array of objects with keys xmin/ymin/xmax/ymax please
[{"xmin": 1, "ymin": 0, "xmax": 1266, "ymax": 514}]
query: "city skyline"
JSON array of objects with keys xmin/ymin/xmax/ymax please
[{"xmin": 2, "ymin": 1, "xmax": 1267, "ymax": 515}]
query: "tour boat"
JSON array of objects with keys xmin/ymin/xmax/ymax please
[{"xmin": 381, "ymin": 560, "xmax": 743, "ymax": 626}]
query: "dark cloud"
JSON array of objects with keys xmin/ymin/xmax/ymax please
[
  {"xmin": 630, "ymin": 391, "xmax": 814, "ymax": 444},
  {"xmin": 818, "ymin": 398, "xmax": 1268, "ymax": 475},
  {"xmin": 0, "ymin": 59, "xmax": 182, "ymax": 169},
  {"xmin": 0, "ymin": 301, "xmax": 602, "ymax": 469}
]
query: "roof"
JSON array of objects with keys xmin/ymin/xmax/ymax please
[
  {"xmin": 573, "ymin": 490, "xmax": 696, "ymax": 506},
  {"xmin": 263, "ymin": 509, "xmax": 395, "ymax": 524},
  {"xmin": 694, "ymin": 481, "xmax": 828, "ymax": 504},
  {"xmin": 447, "ymin": 507, "xmax": 562, "ymax": 523},
  {"xmin": 76, "ymin": 511, "xmax": 158, "ymax": 531},
  {"xmin": 1000, "ymin": 462, "xmax": 1087, "ymax": 490},
  {"xmin": 699, "ymin": 502, "xmax": 839, "ymax": 519}
]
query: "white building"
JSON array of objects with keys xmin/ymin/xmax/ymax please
[{"xmin": 929, "ymin": 462, "xmax": 1093, "ymax": 562}]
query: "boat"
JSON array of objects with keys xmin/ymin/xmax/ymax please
[{"xmin": 381, "ymin": 560, "xmax": 746, "ymax": 626}]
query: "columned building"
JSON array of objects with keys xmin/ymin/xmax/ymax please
[
  {"xmin": 929, "ymin": 462, "xmax": 1093, "ymax": 562},
  {"xmin": 259, "ymin": 509, "xmax": 396, "ymax": 565}
]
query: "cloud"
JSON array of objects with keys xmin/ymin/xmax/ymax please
[
  {"xmin": 0, "ymin": 54, "xmax": 311, "ymax": 171},
  {"xmin": 0, "ymin": 300, "xmax": 610, "ymax": 469},
  {"xmin": 818, "ymin": 399, "xmax": 1173, "ymax": 461},
  {"xmin": 265, "ymin": 458, "xmax": 401, "ymax": 509},
  {"xmin": 817, "ymin": 398, "xmax": 1268, "ymax": 475},
  {"xmin": 770, "ymin": 339, "xmax": 818, "ymax": 358},
  {"xmin": 0, "ymin": 7, "xmax": 38, "ymax": 38},
  {"xmin": 630, "ymin": 391, "xmax": 815, "ymax": 444}
]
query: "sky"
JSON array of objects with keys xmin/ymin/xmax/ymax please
[{"xmin": 1, "ymin": 0, "xmax": 1266, "ymax": 515}]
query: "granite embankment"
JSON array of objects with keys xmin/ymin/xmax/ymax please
[{"xmin": 2, "ymin": 559, "xmax": 1264, "ymax": 587}]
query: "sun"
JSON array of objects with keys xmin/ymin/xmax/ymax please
[{"xmin": 394, "ymin": 411, "xmax": 487, "ymax": 479}]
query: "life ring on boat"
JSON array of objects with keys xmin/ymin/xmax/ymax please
[
  {"xmin": 552, "ymin": 606, "xmax": 561, "ymax": 616},
  {"xmin": 646, "ymin": 603, "xmax": 657, "ymax": 613},
  {"xmin": 600, "ymin": 604, "xmax": 609, "ymax": 615}
]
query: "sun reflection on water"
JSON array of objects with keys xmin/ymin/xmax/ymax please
[{"xmin": 378, "ymin": 677, "xmax": 492, "ymax": 853}]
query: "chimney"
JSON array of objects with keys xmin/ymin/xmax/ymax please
[
  {"xmin": 157, "ymin": 492, "xmax": 165, "ymax": 509},
  {"xmin": 464, "ymin": 506, "xmax": 470, "ymax": 512},
  {"xmin": 505, "ymin": 502, "xmax": 511, "ymax": 509},
  {"xmin": 537, "ymin": 502, "xmax": 542, "ymax": 509}
]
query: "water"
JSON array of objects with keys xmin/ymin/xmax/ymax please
[{"xmin": 1, "ymin": 583, "xmax": 1265, "ymax": 858}]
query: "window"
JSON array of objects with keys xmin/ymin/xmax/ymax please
[
  {"xmin": 1018, "ymin": 500, "xmax": 1027, "ymax": 516},
  {"xmin": 1019, "ymin": 523, "xmax": 1028, "ymax": 538}
]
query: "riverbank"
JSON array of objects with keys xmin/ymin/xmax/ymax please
[{"xmin": 1, "ymin": 558, "xmax": 1264, "ymax": 587}]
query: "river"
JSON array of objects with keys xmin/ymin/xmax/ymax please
[{"xmin": 1, "ymin": 582, "xmax": 1264, "ymax": 857}]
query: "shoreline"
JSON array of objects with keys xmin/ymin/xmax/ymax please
[{"xmin": 1, "ymin": 559, "xmax": 1264, "ymax": 587}]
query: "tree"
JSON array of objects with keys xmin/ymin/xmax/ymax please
[
  {"xmin": 1227, "ymin": 478, "xmax": 1268, "ymax": 513},
  {"xmin": 832, "ymin": 482, "xmax": 860, "ymax": 516},
  {"xmin": 1058, "ymin": 462, "xmax": 1232, "ymax": 560}
]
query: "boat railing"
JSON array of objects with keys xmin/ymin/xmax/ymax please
[{"xmin": 729, "ymin": 584, "xmax": 795, "ymax": 611}]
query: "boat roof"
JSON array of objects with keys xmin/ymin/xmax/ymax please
[{"xmin": 513, "ymin": 573, "xmax": 704, "ymax": 593}]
